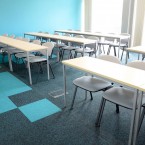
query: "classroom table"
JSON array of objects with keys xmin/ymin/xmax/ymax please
[
  {"xmin": 126, "ymin": 46, "xmax": 145, "ymax": 63},
  {"xmin": 24, "ymin": 32, "xmax": 97, "ymax": 57},
  {"xmin": 62, "ymin": 56, "xmax": 145, "ymax": 145},
  {"xmin": 55, "ymin": 30, "xmax": 130, "ymax": 57},
  {"xmin": 0, "ymin": 36, "xmax": 48, "ymax": 85}
]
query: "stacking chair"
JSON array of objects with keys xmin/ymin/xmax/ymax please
[
  {"xmin": 70, "ymin": 55, "xmax": 121, "ymax": 109},
  {"xmin": 1, "ymin": 35, "xmax": 21, "ymax": 63},
  {"xmin": 9, "ymin": 34, "xmax": 15, "ymax": 38},
  {"xmin": 108, "ymin": 33, "xmax": 130, "ymax": 60},
  {"xmin": 7, "ymin": 37, "xmax": 24, "ymax": 55},
  {"xmin": 61, "ymin": 35, "xmax": 84, "ymax": 60},
  {"xmin": 0, "ymin": 34, "xmax": 9, "ymax": 63},
  {"xmin": 0, "ymin": 34, "xmax": 8, "ymax": 49},
  {"xmin": 24, "ymin": 42, "xmax": 55, "ymax": 81},
  {"xmin": 56, "ymin": 33, "xmax": 71, "ymax": 61},
  {"xmin": 15, "ymin": 39, "xmax": 40, "ymax": 59},
  {"xmin": 41, "ymin": 32, "xmax": 49, "ymax": 43},
  {"xmin": 74, "ymin": 36, "xmax": 99, "ymax": 57},
  {"xmin": 98, "ymin": 36, "xmax": 115, "ymax": 55},
  {"xmin": 51, "ymin": 32, "xmax": 59, "ymax": 44},
  {"xmin": 95, "ymin": 60, "xmax": 145, "ymax": 134}
]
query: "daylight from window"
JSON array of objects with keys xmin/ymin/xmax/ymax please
[{"xmin": 91, "ymin": 0, "xmax": 123, "ymax": 33}]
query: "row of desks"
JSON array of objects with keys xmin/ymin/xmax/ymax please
[
  {"xmin": 55, "ymin": 30, "xmax": 130, "ymax": 57},
  {"xmin": 0, "ymin": 33, "xmax": 97, "ymax": 85},
  {"xmin": 62, "ymin": 57, "xmax": 145, "ymax": 145},
  {"xmin": 1, "ymin": 31, "xmax": 145, "ymax": 145},
  {"xmin": 55, "ymin": 30, "xmax": 130, "ymax": 40},
  {"xmin": 24, "ymin": 32, "xmax": 97, "ymax": 56},
  {"xmin": 0, "ymin": 36, "xmax": 49, "ymax": 85}
]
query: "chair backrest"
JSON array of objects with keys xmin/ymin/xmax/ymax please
[
  {"xmin": 87, "ymin": 36, "xmax": 99, "ymax": 41},
  {"xmin": 120, "ymin": 33, "xmax": 130, "ymax": 44},
  {"xmin": 63, "ymin": 33, "xmax": 70, "ymax": 37},
  {"xmin": 54, "ymin": 32, "xmax": 59, "ymax": 35},
  {"xmin": 32, "ymin": 40, "xmax": 41, "ymax": 45},
  {"xmin": 98, "ymin": 55, "xmax": 121, "ymax": 64},
  {"xmin": 16, "ymin": 37, "xmax": 23, "ymax": 40},
  {"xmin": 22, "ymin": 38, "xmax": 30, "ymax": 42},
  {"xmin": 44, "ymin": 32, "xmax": 49, "ymax": 34},
  {"xmin": 62, "ymin": 33, "xmax": 70, "ymax": 44},
  {"xmin": 86, "ymin": 36, "xmax": 99, "ymax": 48},
  {"xmin": 3, "ymin": 34, "xmax": 8, "ymax": 37},
  {"xmin": 39, "ymin": 42, "xmax": 54, "ymax": 57},
  {"xmin": 74, "ymin": 35, "xmax": 84, "ymax": 38},
  {"xmin": 127, "ymin": 60, "xmax": 145, "ymax": 70},
  {"xmin": 9, "ymin": 34, "xmax": 15, "ymax": 38}
]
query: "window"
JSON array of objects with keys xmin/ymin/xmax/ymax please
[{"xmin": 91, "ymin": 0, "xmax": 123, "ymax": 33}]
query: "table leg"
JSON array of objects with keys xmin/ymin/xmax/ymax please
[
  {"xmin": 132, "ymin": 91, "xmax": 143, "ymax": 145},
  {"xmin": 118, "ymin": 38, "xmax": 121, "ymax": 58},
  {"xmin": 125, "ymin": 50, "xmax": 128, "ymax": 64},
  {"xmin": 95, "ymin": 42, "xmax": 97, "ymax": 58},
  {"xmin": 63, "ymin": 64, "xmax": 67, "ymax": 107},
  {"xmin": 82, "ymin": 44, "xmax": 85, "ymax": 56},
  {"xmin": 128, "ymin": 90, "xmax": 139, "ymax": 145},
  {"xmin": 138, "ymin": 54, "xmax": 140, "ymax": 60},
  {"xmin": 46, "ymin": 49, "xmax": 50, "ymax": 80},
  {"xmin": 7, "ymin": 47, "xmax": 13, "ymax": 72},
  {"xmin": 27, "ymin": 51, "xmax": 32, "ymax": 85}
]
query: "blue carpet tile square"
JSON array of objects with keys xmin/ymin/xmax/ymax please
[
  {"xmin": 0, "ymin": 72, "xmax": 31, "ymax": 99},
  {"xmin": 0, "ymin": 97, "xmax": 17, "ymax": 114},
  {"xmin": 19, "ymin": 99, "xmax": 61, "ymax": 122}
]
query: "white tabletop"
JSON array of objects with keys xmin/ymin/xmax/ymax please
[
  {"xmin": 0, "ymin": 36, "xmax": 47, "ymax": 51},
  {"xmin": 24, "ymin": 32, "xmax": 96, "ymax": 44},
  {"xmin": 55, "ymin": 30, "xmax": 130, "ymax": 39},
  {"xmin": 62, "ymin": 57, "xmax": 145, "ymax": 92},
  {"xmin": 126, "ymin": 46, "xmax": 145, "ymax": 54}
]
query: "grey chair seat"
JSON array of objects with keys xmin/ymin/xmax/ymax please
[
  {"xmin": 109, "ymin": 42, "xmax": 127, "ymax": 47},
  {"xmin": 75, "ymin": 48, "xmax": 94, "ymax": 53},
  {"xmin": 15, "ymin": 53, "xmax": 35, "ymax": 58},
  {"xmin": 103, "ymin": 87, "xmax": 145, "ymax": 109},
  {"xmin": 62, "ymin": 46, "xmax": 76, "ymax": 50},
  {"xmin": 73, "ymin": 76, "xmax": 111, "ymax": 92},
  {"xmin": 9, "ymin": 49, "xmax": 24, "ymax": 54},
  {"xmin": 24, "ymin": 56, "xmax": 47, "ymax": 63},
  {"xmin": 56, "ymin": 43, "xmax": 67, "ymax": 48},
  {"xmin": 98, "ymin": 40, "xmax": 112, "ymax": 45}
]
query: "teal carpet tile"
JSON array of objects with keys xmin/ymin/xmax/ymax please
[
  {"xmin": 19, "ymin": 99, "xmax": 61, "ymax": 122},
  {"xmin": 0, "ymin": 97, "xmax": 17, "ymax": 114},
  {"xmin": 0, "ymin": 72, "xmax": 31, "ymax": 98}
]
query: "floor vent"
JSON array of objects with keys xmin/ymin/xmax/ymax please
[{"xmin": 48, "ymin": 89, "xmax": 68, "ymax": 98}]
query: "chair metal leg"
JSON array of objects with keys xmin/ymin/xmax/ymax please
[
  {"xmin": 96, "ymin": 97, "xmax": 106, "ymax": 127},
  {"xmin": 70, "ymin": 86, "xmax": 78, "ymax": 110},
  {"xmin": 116, "ymin": 104, "xmax": 120, "ymax": 113},
  {"xmin": 107, "ymin": 46, "xmax": 111, "ymax": 55},
  {"xmin": 113, "ymin": 46, "xmax": 116, "ymax": 56},
  {"xmin": 103, "ymin": 45, "xmax": 105, "ymax": 54},
  {"xmin": 49, "ymin": 64, "xmax": 55, "ymax": 79},
  {"xmin": 121, "ymin": 49, "xmax": 124, "ymax": 60},
  {"xmin": 74, "ymin": 52, "xmax": 77, "ymax": 58},
  {"xmin": 61, "ymin": 50, "xmax": 65, "ymax": 60},
  {"xmin": 35, "ymin": 62, "xmax": 42, "ymax": 83},
  {"xmin": 85, "ymin": 90, "xmax": 87, "ymax": 100},
  {"xmin": 137, "ymin": 107, "xmax": 145, "ymax": 134},
  {"xmin": 68, "ymin": 51, "xmax": 71, "ymax": 59},
  {"xmin": 90, "ymin": 92, "xmax": 93, "ymax": 100}
]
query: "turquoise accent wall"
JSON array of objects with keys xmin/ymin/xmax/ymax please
[{"xmin": 0, "ymin": 0, "xmax": 82, "ymax": 36}]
